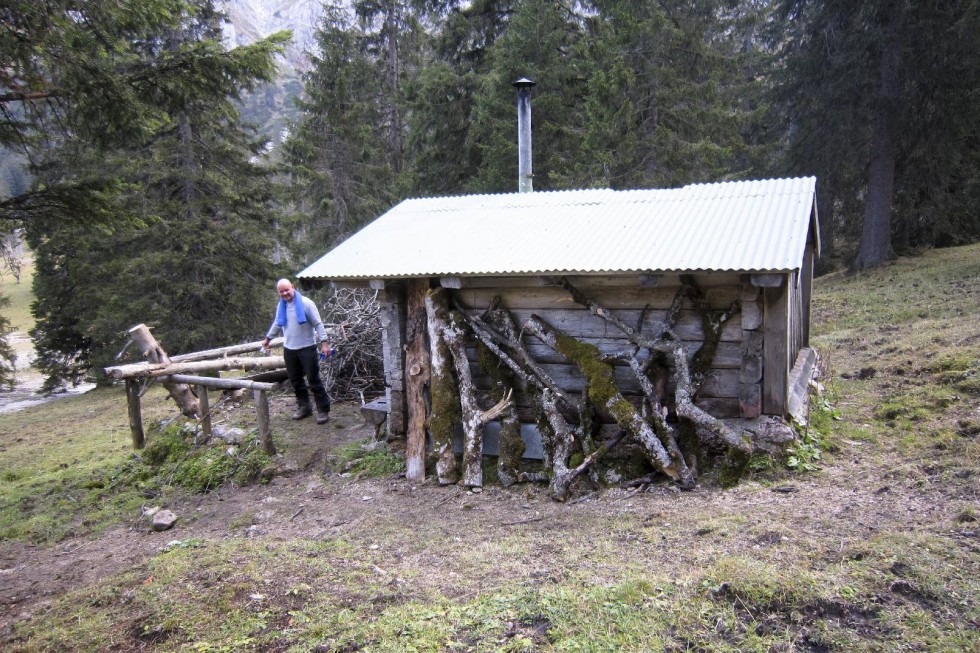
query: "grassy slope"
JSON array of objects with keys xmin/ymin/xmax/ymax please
[{"xmin": 1, "ymin": 244, "xmax": 978, "ymax": 652}]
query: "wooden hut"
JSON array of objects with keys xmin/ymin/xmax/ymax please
[{"xmin": 298, "ymin": 177, "xmax": 819, "ymax": 489}]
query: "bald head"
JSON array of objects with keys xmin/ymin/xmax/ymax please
[{"xmin": 277, "ymin": 278, "xmax": 295, "ymax": 301}]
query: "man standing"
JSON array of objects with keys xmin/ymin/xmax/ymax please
[{"xmin": 262, "ymin": 278, "xmax": 332, "ymax": 424}]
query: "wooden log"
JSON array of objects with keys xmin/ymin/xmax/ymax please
[
  {"xmin": 199, "ymin": 386, "xmax": 212, "ymax": 439},
  {"xmin": 158, "ymin": 374, "xmax": 278, "ymax": 391},
  {"xmin": 125, "ymin": 379, "xmax": 145, "ymax": 449},
  {"xmin": 425, "ymin": 288, "xmax": 460, "ymax": 485},
  {"xmin": 524, "ymin": 314, "xmax": 693, "ymax": 488},
  {"xmin": 405, "ymin": 279, "xmax": 431, "ymax": 482},
  {"xmin": 127, "ymin": 324, "xmax": 200, "ymax": 418},
  {"xmin": 105, "ymin": 356, "xmax": 287, "ymax": 380},
  {"xmin": 253, "ymin": 389, "xmax": 275, "ymax": 455},
  {"xmin": 169, "ymin": 338, "xmax": 284, "ymax": 363}
]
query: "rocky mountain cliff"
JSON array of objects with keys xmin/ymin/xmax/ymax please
[{"xmin": 221, "ymin": 0, "xmax": 329, "ymax": 72}]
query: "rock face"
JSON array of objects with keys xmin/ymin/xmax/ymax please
[{"xmin": 221, "ymin": 0, "xmax": 333, "ymax": 72}]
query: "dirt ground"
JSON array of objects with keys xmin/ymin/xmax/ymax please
[{"xmin": 2, "ymin": 386, "xmax": 978, "ymax": 643}]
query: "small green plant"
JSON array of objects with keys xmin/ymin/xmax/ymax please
[{"xmin": 335, "ymin": 439, "xmax": 404, "ymax": 477}]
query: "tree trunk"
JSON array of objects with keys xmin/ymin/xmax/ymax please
[
  {"xmin": 405, "ymin": 279, "xmax": 431, "ymax": 482},
  {"xmin": 425, "ymin": 288, "xmax": 460, "ymax": 484},
  {"xmin": 853, "ymin": 4, "xmax": 902, "ymax": 271},
  {"xmin": 127, "ymin": 324, "xmax": 200, "ymax": 418}
]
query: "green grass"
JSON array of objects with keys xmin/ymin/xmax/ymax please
[
  {"xmin": 3, "ymin": 243, "xmax": 980, "ymax": 652},
  {"xmin": 0, "ymin": 250, "xmax": 35, "ymax": 334}
]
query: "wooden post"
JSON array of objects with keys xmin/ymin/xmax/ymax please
[
  {"xmin": 127, "ymin": 324, "xmax": 200, "ymax": 417},
  {"xmin": 125, "ymin": 379, "xmax": 145, "ymax": 449},
  {"xmin": 198, "ymin": 386, "xmax": 212, "ymax": 439},
  {"xmin": 405, "ymin": 279, "xmax": 431, "ymax": 482},
  {"xmin": 254, "ymin": 389, "xmax": 275, "ymax": 455}
]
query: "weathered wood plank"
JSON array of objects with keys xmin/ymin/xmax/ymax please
[
  {"xmin": 461, "ymin": 308, "xmax": 743, "ymax": 342},
  {"xmin": 472, "ymin": 340, "xmax": 742, "ymax": 369},
  {"xmin": 454, "ymin": 285, "xmax": 741, "ymax": 312},
  {"xmin": 471, "ymin": 365, "xmax": 741, "ymax": 398},
  {"xmin": 763, "ymin": 282, "xmax": 790, "ymax": 415}
]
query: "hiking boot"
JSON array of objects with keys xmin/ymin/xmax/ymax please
[
  {"xmin": 291, "ymin": 405, "xmax": 313, "ymax": 420},
  {"xmin": 315, "ymin": 411, "xmax": 330, "ymax": 425}
]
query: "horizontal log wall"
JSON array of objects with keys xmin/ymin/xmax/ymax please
[{"xmin": 451, "ymin": 273, "xmax": 746, "ymax": 421}]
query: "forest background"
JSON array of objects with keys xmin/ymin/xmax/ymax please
[{"xmin": 0, "ymin": 0, "xmax": 978, "ymax": 392}]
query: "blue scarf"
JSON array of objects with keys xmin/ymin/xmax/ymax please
[{"xmin": 275, "ymin": 290, "xmax": 307, "ymax": 327}]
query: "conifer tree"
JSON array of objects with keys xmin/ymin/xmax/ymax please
[
  {"xmin": 12, "ymin": 1, "xmax": 289, "ymax": 386},
  {"xmin": 282, "ymin": 2, "xmax": 396, "ymax": 258}
]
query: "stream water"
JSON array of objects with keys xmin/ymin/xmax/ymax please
[{"xmin": 0, "ymin": 331, "xmax": 95, "ymax": 415}]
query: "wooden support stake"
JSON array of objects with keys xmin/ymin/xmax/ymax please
[
  {"xmin": 126, "ymin": 379, "xmax": 145, "ymax": 449},
  {"xmin": 254, "ymin": 389, "xmax": 275, "ymax": 455},
  {"xmin": 199, "ymin": 386, "xmax": 212, "ymax": 439}
]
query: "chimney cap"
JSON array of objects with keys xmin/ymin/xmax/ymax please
[{"xmin": 512, "ymin": 77, "xmax": 536, "ymax": 89}]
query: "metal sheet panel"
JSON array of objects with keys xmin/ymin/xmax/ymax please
[{"xmin": 297, "ymin": 177, "xmax": 817, "ymax": 280}]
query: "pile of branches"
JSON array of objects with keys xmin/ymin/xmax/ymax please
[
  {"xmin": 318, "ymin": 287, "xmax": 386, "ymax": 402},
  {"xmin": 426, "ymin": 277, "xmax": 751, "ymax": 500}
]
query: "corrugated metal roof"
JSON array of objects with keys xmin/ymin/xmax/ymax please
[{"xmin": 297, "ymin": 177, "xmax": 817, "ymax": 281}]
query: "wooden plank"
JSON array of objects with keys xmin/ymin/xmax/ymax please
[
  {"xmin": 125, "ymin": 379, "xmax": 145, "ymax": 450},
  {"xmin": 254, "ymin": 390, "xmax": 275, "ymax": 455},
  {"xmin": 466, "ymin": 339, "xmax": 741, "ymax": 369},
  {"xmin": 454, "ymin": 285, "xmax": 742, "ymax": 312},
  {"xmin": 470, "ymin": 365, "xmax": 741, "ymax": 398},
  {"xmin": 462, "ymin": 307, "xmax": 743, "ymax": 342},
  {"xmin": 763, "ymin": 282, "xmax": 790, "ymax": 415}
]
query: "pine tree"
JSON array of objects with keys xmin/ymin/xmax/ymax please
[
  {"xmin": 18, "ymin": 1, "xmax": 289, "ymax": 386},
  {"xmin": 282, "ymin": 2, "xmax": 396, "ymax": 259}
]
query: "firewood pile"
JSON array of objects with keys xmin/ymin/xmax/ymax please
[{"xmin": 318, "ymin": 287, "xmax": 386, "ymax": 402}]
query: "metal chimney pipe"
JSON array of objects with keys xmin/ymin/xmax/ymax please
[{"xmin": 513, "ymin": 77, "xmax": 535, "ymax": 193}]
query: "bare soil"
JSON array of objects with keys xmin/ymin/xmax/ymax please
[{"xmin": 2, "ymin": 387, "xmax": 978, "ymax": 643}]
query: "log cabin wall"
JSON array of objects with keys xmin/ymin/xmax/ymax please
[{"xmin": 448, "ymin": 272, "xmax": 748, "ymax": 427}]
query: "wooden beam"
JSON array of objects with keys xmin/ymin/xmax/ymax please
[
  {"xmin": 254, "ymin": 390, "xmax": 275, "ymax": 455},
  {"xmin": 638, "ymin": 273, "xmax": 662, "ymax": 288},
  {"xmin": 125, "ymin": 379, "xmax": 145, "ymax": 450}
]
